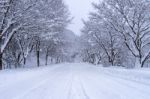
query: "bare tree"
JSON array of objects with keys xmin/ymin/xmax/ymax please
[
  {"xmin": 105, "ymin": 0, "xmax": 150, "ymax": 67},
  {"xmin": 0, "ymin": 0, "xmax": 37, "ymax": 69},
  {"xmin": 82, "ymin": 14, "xmax": 123, "ymax": 66},
  {"xmin": 0, "ymin": 0, "xmax": 71, "ymax": 69},
  {"xmin": 81, "ymin": 0, "xmax": 150, "ymax": 68}
]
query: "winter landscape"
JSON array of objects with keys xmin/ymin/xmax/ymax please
[{"xmin": 0, "ymin": 0, "xmax": 150, "ymax": 99}]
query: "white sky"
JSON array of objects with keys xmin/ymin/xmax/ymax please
[{"xmin": 64, "ymin": 0, "xmax": 99, "ymax": 36}]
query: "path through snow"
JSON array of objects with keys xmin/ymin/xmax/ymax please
[{"xmin": 0, "ymin": 63, "xmax": 150, "ymax": 99}]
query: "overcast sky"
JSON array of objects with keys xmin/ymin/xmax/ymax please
[{"xmin": 64, "ymin": 0, "xmax": 99, "ymax": 36}]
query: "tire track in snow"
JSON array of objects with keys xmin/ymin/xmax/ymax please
[
  {"xmin": 12, "ymin": 71, "xmax": 63, "ymax": 99},
  {"xmin": 0, "ymin": 65, "xmax": 60, "ymax": 92},
  {"xmin": 21, "ymin": 65, "xmax": 74, "ymax": 99},
  {"xmin": 78, "ymin": 77, "xmax": 90, "ymax": 99},
  {"xmin": 67, "ymin": 65, "xmax": 74, "ymax": 99},
  {"xmin": 9, "ymin": 65, "xmax": 69, "ymax": 99},
  {"xmin": 67, "ymin": 65, "xmax": 90, "ymax": 99},
  {"xmin": 1, "ymin": 63, "xmax": 150, "ymax": 99}
]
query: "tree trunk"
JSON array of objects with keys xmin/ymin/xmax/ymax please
[
  {"xmin": 23, "ymin": 57, "xmax": 26, "ymax": 65},
  {"xmin": 36, "ymin": 38, "xmax": 40, "ymax": 67},
  {"xmin": 141, "ymin": 63, "xmax": 144, "ymax": 68},
  {"xmin": 45, "ymin": 53, "xmax": 48, "ymax": 66},
  {"xmin": 135, "ymin": 57, "xmax": 142, "ymax": 68},
  {"xmin": 0, "ymin": 52, "xmax": 3, "ymax": 70},
  {"xmin": 17, "ymin": 52, "xmax": 21, "ymax": 68},
  {"xmin": 0, "ymin": 30, "xmax": 3, "ymax": 70},
  {"xmin": 111, "ymin": 59, "xmax": 115, "ymax": 66},
  {"xmin": 51, "ymin": 58, "xmax": 53, "ymax": 63},
  {"xmin": 37, "ymin": 50, "xmax": 40, "ymax": 67}
]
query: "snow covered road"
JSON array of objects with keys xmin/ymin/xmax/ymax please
[{"xmin": 0, "ymin": 63, "xmax": 150, "ymax": 99}]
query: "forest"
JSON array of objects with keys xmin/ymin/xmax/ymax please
[{"xmin": 0, "ymin": 0, "xmax": 150, "ymax": 70}]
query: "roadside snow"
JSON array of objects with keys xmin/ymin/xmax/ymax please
[
  {"xmin": 0, "ymin": 63, "xmax": 150, "ymax": 99},
  {"xmin": 99, "ymin": 66, "xmax": 150, "ymax": 85}
]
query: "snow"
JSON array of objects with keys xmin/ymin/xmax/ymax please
[{"xmin": 0, "ymin": 63, "xmax": 150, "ymax": 99}]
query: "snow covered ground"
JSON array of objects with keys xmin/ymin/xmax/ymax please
[{"xmin": 0, "ymin": 63, "xmax": 150, "ymax": 99}]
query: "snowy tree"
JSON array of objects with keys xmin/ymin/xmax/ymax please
[
  {"xmin": 0, "ymin": 0, "xmax": 71, "ymax": 69},
  {"xmin": 81, "ymin": 0, "xmax": 150, "ymax": 68},
  {"xmin": 104, "ymin": 0, "xmax": 150, "ymax": 67},
  {"xmin": 32, "ymin": 0, "xmax": 71, "ymax": 66},
  {"xmin": 0, "ymin": 0, "xmax": 37, "ymax": 69},
  {"xmin": 81, "ymin": 10, "xmax": 123, "ymax": 66}
]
